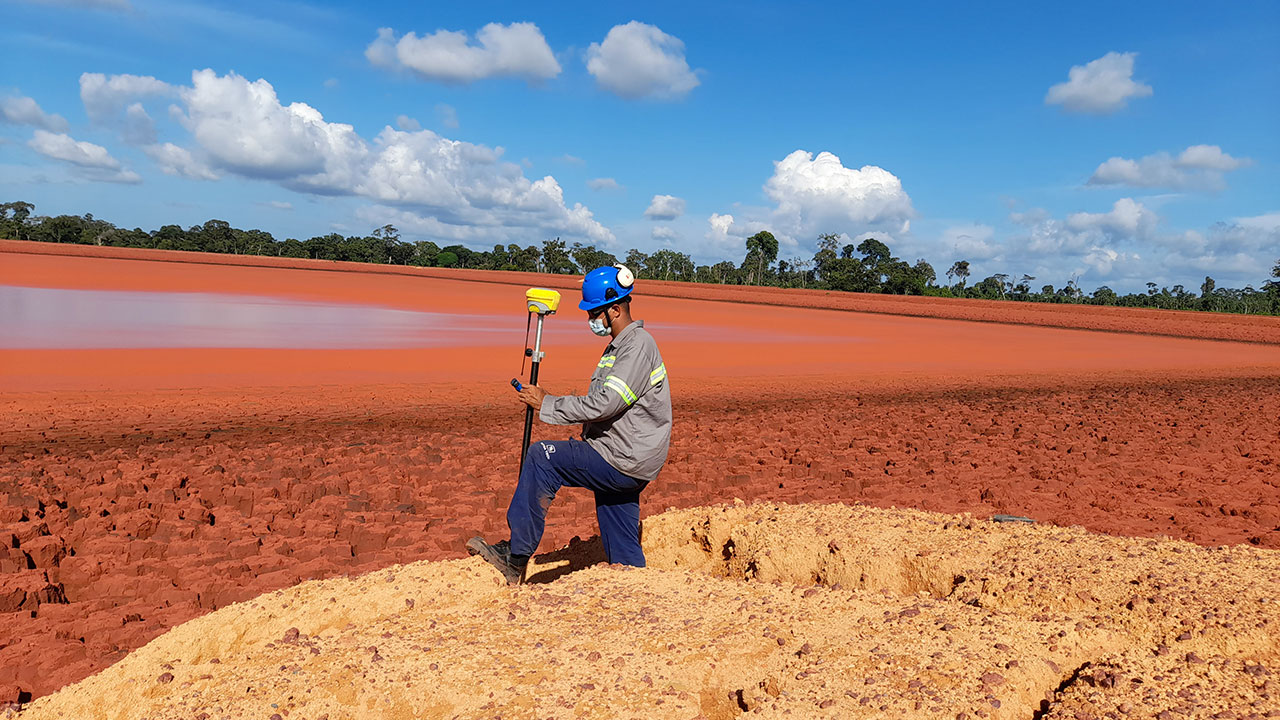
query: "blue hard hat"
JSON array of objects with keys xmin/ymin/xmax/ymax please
[{"xmin": 579, "ymin": 264, "xmax": 635, "ymax": 311}]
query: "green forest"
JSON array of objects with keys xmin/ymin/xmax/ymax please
[{"xmin": 4, "ymin": 200, "xmax": 1278, "ymax": 316}]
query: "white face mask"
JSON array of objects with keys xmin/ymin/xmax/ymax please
[{"xmin": 588, "ymin": 316, "xmax": 611, "ymax": 337}]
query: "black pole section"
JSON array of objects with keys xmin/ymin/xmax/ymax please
[{"xmin": 519, "ymin": 356, "xmax": 540, "ymax": 473}]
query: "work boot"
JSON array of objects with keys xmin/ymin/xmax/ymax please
[{"xmin": 466, "ymin": 537, "xmax": 528, "ymax": 585}]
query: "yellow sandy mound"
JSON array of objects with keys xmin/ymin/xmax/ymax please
[{"xmin": 18, "ymin": 502, "xmax": 1280, "ymax": 720}]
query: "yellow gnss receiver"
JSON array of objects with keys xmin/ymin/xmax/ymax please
[
  {"xmin": 525, "ymin": 288, "xmax": 561, "ymax": 315},
  {"xmin": 514, "ymin": 287, "xmax": 560, "ymax": 471}
]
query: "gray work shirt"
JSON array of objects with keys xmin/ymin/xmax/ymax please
[{"xmin": 540, "ymin": 320, "xmax": 671, "ymax": 483}]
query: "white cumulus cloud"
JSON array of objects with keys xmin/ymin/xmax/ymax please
[
  {"xmin": 1081, "ymin": 245, "xmax": 1142, "ymax": 276},
  {"xmin": 765, "ymin": 150, "xmax": 914, "ymax": 233},
  {"xmin": 29, "ymin": 129, "xmax": 119, "ymax": 168},
  {"xmin": 586, "ymin": 21, "xmax": 700, "ymax": 100},
  {"xmin": 1178, "ymin": 144, "xmax": 1248, "ymax": 171},
  {"xmin": 168, "ymin": 69, "xmax": 611, "ymax": 245},
  {"xmin": 702, "ymin": 211, "xmax": 773, "ymax": 256},
  {"xmin": 79, "ymin": 72, "xmax": 176, "ymax": 121},
  {"xmin": 1088, "ymin": 145, "xmax": 1250, "ymax": 190},
  {"xmin": 995, "ymin": 200, "xmax": 1162, "ymax": 286},
  {"xmin": 1066, "ymin": 198, "xmax": 1158, "ymax": 237},
  {"xmin": 1045, "ymin": 52, "xmax": 1152, "ymax": 114},
  {"xmin": 707, "ymin": 212, "xmax": 735, "ymax": 240},
  {"xmin": 28, "ymin": 129, "xmax": 141, "ymax": 183},
  {"xmin": 697, "ymin": 150, "xmax": 911, "ymax": 260},
  {"xmin": 1, "ymin": 95, "xmax": 69, "ymax": 132},
  {"xmin": 644, "ymin": 194, "xmax": 685, "ymax": 220},
  {"xmin": 365, "ymin": 23, "xmax": 560, "ymax": 84},
  {"xmin": 945, "ymin": 204, "xmax": 1276, "ymax": 292},
  {"xmin": 143, "ymin": 142, "xmax": 219, "ymax": 180},
  {"xmin": 178, "ymin": 69, "xmax": 365, "ymax": 186},
  {"xmin": 652, "ymin": 226, "xmax": 677, "ymax": 241},
  {"xmin": 704, "ymin": 212, "xmax": 743, "ymax": 252}
]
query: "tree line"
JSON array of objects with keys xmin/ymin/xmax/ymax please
[{"xmin": 3, "ymin": 200, "xmax": 1278, "ymax": 316}]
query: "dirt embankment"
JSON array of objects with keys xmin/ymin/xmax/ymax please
[
  {"xmin": 5, "ymin": 239, "xmax": 1279, "ymax": 345},
  {"xmin": 19, "ymin": 502, "xmax": 1280, "ymax": 719}
]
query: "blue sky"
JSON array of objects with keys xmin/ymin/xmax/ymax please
[{"xmin": 2, "ymin": 0, "xmax": 1277, "ymax": 293}]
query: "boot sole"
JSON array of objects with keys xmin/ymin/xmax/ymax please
[{"xmin": 466, "ymin": 537, "xmax": 524, "ymax": 585}]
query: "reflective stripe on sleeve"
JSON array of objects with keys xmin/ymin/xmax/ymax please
[
  {"xmin": 597, "ymin": 355, "xmax": 617, "ymax": 368},
  {"xmin": 604, "ymin": 375, "xmax": 637, "ymax": 405},
  {"xmin": 649, "ymin": 363, "xmax": 667, "ymax": 385}
]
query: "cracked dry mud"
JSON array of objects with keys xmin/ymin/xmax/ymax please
[
  {"xmin": 16, "ymin": 502, "xmax": 1280, "ymax": 720},
  {"xmin": 4, "ymin": 374, "xmax": 1279, "ymax": 704}
]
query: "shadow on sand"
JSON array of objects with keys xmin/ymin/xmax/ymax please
[{"xmin": 523, "ymin": 535, "xmax": 608, "ymax": 584}]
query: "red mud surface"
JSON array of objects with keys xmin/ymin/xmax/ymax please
[
  {"xmin": 8, "ymin": 239, "xmax": 1280, "ymax": 346},
  {"xmin": 2, "ymin": 241, "xmax": 1280, "ymax": 701}
]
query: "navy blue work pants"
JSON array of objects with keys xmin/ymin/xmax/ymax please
[{"xmin": 507, "ymin": 439, "xmax": 648, "ymax": 566}]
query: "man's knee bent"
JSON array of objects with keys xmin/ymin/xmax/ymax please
[
  {"xmin": 521, "ymin": 441, "xmax": 563, "ymax": 499},
  {"xmin": 525, "ymin": 440, "xmax": 560, "ymax": 466}
]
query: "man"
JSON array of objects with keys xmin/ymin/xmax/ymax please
[{"xmin": 467, "ymin": 264, "xmax": 672, "ymax": 584}]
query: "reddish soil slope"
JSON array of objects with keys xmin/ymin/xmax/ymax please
[{"xmin": 1, "ymin": 242, "xmax": 1278, "ymax": 702}]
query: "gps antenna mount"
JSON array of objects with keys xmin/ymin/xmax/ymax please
[{"xmin": 518, "ymin": 289, "xmax": 560, "ymax": 473}]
